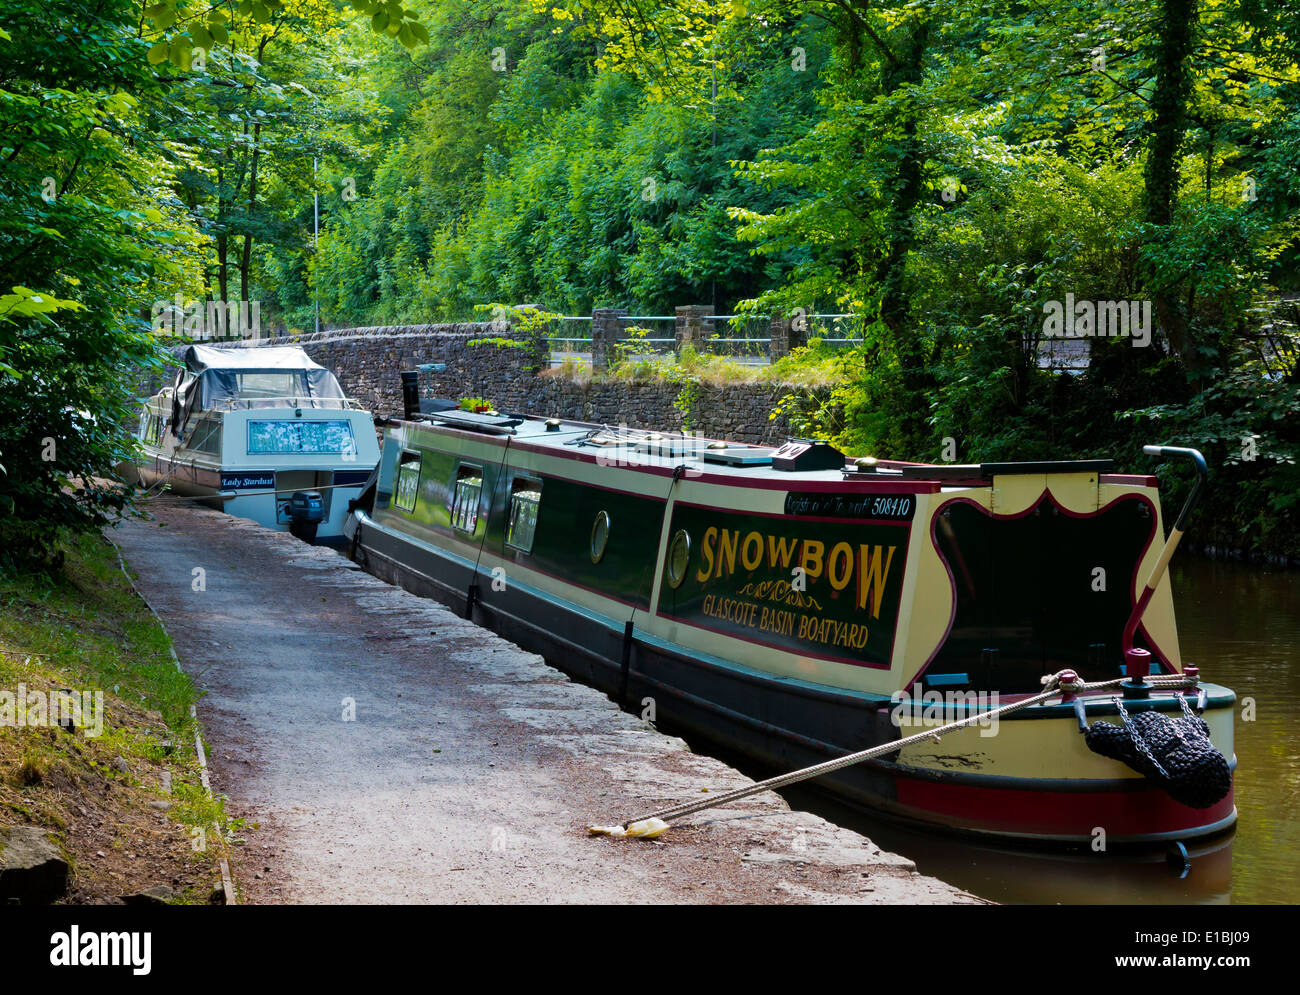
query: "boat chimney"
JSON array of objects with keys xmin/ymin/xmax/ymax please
[{"xmin": 401, "ymin": 370, "xmax": 420, "ymax": 421}]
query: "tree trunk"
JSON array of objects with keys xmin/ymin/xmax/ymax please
[
  {"xmin": 216, "ymin": 233, "xmax": 228, "ymax": 303},
  {"xmin": 1142, "ymin": 0, "xmax": 1197, "ymax": 361},
  {"xmin": 215, "ymin": 165, "xmax": 229, "ymax": 302},
  {"xmin": 241, "ymin": 122, "xmax": 261, "ymax": 303},
  {"xmin": 875, "ymin": 17, "xmax": 934, "ymax": 451},
  {"xmin": 876, "ymin": 18, "xmax": 929, "ymax": 342}
]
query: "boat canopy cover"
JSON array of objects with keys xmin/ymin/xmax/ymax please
[{"xmin": 178, "ymin": 345, "xmax": 346, "ymax": 411}]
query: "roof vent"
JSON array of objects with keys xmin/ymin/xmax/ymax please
[{"xmin": 771, "ymin": 440, "xmax": 846, "ymax": 472}]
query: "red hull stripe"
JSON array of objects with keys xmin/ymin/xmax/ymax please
[{"xmin": 895, "ymin": 778, "xmax": 1236, "ymax": 839}]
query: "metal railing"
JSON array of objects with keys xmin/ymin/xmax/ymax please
[
  {"xmin": 209, "ymin": 395, "xmax": 363, "ymax": 411},
  {"xmin": 543, "ymin": 312, "xmax": 864, "ymax": 368}
]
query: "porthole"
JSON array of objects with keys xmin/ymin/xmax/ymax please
[
  {"xmin": 590, "ymin": 510, "xmax": 611, "ymax": 563},
  {"xmin": 666, "ymin": 529, "xmax": 690, "ymax": 589}
]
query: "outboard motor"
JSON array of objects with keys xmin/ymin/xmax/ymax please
[{"xmin": 288, "ymin": 490, "xmax": 325, "ymax": 543}]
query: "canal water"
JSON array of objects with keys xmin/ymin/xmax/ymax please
[{"xmin": 777, "ymin": 556, "xmax": 1300, "ymax": 905}]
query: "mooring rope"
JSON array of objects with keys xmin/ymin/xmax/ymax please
[
  {"xmin": 132, "ymin": 452, "xmax": 185, "ymax": 501},
  {"xmin": 594, "ymin": 670, "xmax": 1198, "ymax": 836}
]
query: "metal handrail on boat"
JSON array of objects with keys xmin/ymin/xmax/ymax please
[
  {"xmin": 209, "ymin": 396, "xmax": 361, "ymax": 411},
  {"xmin": 213, "ymin": 479, "xmax": 372, "ymax": 501},
  {"xmin": 575, "ymin": 425, "xmax": 704, "ymax": 448}
]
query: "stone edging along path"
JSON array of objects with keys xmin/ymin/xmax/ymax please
[{"xmin": 108, "ymin": 538, "xmax": 237, "ymax": 906}]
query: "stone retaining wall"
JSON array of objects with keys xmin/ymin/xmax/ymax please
[{"xmin": 180, "ymin": 325, "xmax": 804, "ymax": 445}]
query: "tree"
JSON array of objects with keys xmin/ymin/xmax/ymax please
[{"xmin": 0, "ymin": 1, "xmax": 199, "ymax": 568}]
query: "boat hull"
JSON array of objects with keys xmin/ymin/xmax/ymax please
[
  {"xmin": 133, "ymin": 457, "xmax": 366, "ymax": 541},
  {"xmin": 349, "ymin": 508, "xmax": 1237, "ymax": 845}
]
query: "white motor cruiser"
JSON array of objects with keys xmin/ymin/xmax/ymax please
[{"xmin": 128, "ymin": 345, "xmax": 379, "ymax": 542}]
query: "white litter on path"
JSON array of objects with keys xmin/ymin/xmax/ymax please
[{"xmin": 587, "ymin": 818, "xmax": 671, "ymax": 840}]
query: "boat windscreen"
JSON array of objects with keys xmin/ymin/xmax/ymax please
[{"xmin": 234, "ymin": 371, "xmax": 313, "ymax": 399}]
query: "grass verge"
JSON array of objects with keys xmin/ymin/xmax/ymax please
[{"xmin": 0, "ymin": 531, "xmax": 233, "ymax": 904}]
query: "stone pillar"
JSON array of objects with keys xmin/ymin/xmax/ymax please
[
  {"xmin": 518, "ymin": 322, "xmax": 548, "ymax": 375},
  {"xmin": 675, "ymin": 305, "xmax": 714, "ymax": 357},
  {"xmin": 790, "ymin": 308, "xmax": 811, "ymax": 353},
  {"xmin": 591, "ymin": 307, "xmax": 628, "ymax": 373},
  {"xmin": 768, "ymin": 314, "xmax": 792, "ymax": 362}
]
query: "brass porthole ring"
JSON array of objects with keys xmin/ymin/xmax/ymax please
[
  {"xmin": 666, "ymin": 529, "xmax": 690, "ymax": 589},
  {"xmin": 590, "ymin": 510, "xmax": 611, "ymax": 563}
]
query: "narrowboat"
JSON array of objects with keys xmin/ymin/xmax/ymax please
[
  {"xmin": 126, "ymin": 345, "xmax": 379, "ymax": 543},
  {"xmin": 342, "ymin": 373, "xmax": 1237, "ymax": 845}
]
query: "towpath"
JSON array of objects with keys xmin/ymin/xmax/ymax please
[{"xmin": 111, "ymin": 496, "xmax": 982, "ymax": 904}]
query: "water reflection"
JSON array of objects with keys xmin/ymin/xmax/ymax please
[{"xmin": 1175, "ymin": 557, "xmax": 1300, "ymax": 906}]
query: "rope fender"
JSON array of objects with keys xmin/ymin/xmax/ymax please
[{"xmin": 1084, "ymin": 695, "xmax": 1231, "ymax": 809}]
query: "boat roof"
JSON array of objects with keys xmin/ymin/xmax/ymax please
[
  {"xmin": 182, "ymin": 344, "xmax": 327, "ymax": 372},
  {"xmin": 401, "ymin": 409, "xmax": 1128, "ymax": 489},
  {"xmin": 169, "ymin": 344, "xmax": 349, "ymax": 416}
]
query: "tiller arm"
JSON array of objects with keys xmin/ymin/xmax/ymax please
[{"xmin": 1121, "ymin": 445, "xmax": 1209, "ymax": 658}]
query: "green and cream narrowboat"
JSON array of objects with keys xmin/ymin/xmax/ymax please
[{"xmin": 343, "ymin": 377, "xmax": 1237, "ymax": 845}]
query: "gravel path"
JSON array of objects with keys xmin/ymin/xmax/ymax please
[{"xmin": 112, "ymin": 497, "xmax": 983, "ymax": 905}]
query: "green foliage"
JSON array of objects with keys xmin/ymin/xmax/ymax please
[
  {"xmin": 309, "ymin": 6, "xmax": 824, "ymax": 322},
  {"xmin": 0, "ymin": 0, "xmax": 430, "ymax": 568},
  {"xmin": 0, "ymin": 0, "xmax": 191, "ymax": 569},
  {"xmin": 466, "ymin": 336, "xmax": 529, "ymax": 348},
  {"xmin": 140, "ymin": 0, "xmax": 428, "ymax": 72},
  {"xmin": 2, "ymin": 0, "xmax": 1298, "ymax": 560},
  {"xmin": 729, "ymin": 0, "xmax": 1299, "ymax": 552},
  {"xmin": 470, "ymin": 303, "xmax": 559, "ymax": 345}
]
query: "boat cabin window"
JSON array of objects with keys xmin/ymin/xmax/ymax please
[
  {"xmin": 247, "ymin": 419, "xmax": 357, "ymax": 455},
  {"xmin": 505, "ymin": 476, "xmax": 542, "ymax": 553},
  {"xmin": 139, "ymin": 410, "xmax": 162, "ymax": 446},
  {"xmin": 450, "ymin": 465, "xmax": 483, "ymax": 534},
  {"xmin": 187, "ymin": 418, "xmax": 222, "ymax": 456},
  {"xmin": 590, "ymin": 511, "xmax": 611, "ymax": 563},
  {"xmin": 235, "ymin": 371, "xmax": 312, "ymax": 400},
  {"xmin": 394, "ymin": 451, "xmax": 422, "ymax": 513},
  {"xmin": 666, "ymin": 529, "xmax": 691, "ymax": 589}
]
